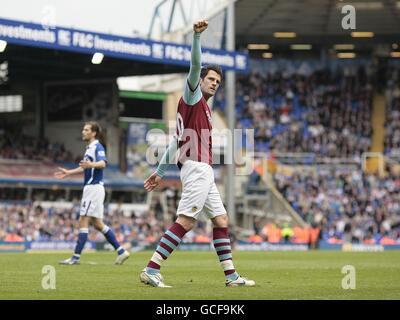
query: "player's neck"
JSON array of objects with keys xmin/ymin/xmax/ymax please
[
  {"xmin": 202, "ymin": 92, "xmax": 212, "ymax": 102},
  {"xmin": 87, "ymin": 138, "xmax": 96, "ymax": 146}
]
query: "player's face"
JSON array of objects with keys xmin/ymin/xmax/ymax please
[
  {"xmin": 200, "ymin": 70, "xmax": 221, "ymax": 99},
  {"xmin": 82, "ymin": 125, "xmax": 96, "ymax": 142}
]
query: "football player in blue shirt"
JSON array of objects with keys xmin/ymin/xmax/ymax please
[{"xmin": 55, "ymin": 121, "xmax": 130, "ymax": 265}]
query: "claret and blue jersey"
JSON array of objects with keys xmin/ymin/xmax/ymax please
[
  {"xmin": 83, "ymin": 139, "xmax": 107, "ymax": 185},
  {"xmin": 155, "ymin": 32, "xmax": 214, "ymax": 178}
]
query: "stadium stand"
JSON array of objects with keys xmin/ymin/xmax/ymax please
[
  {"xmin": 212, "ymin": 59, "xmax": 400, "ymax": 246},
  {"xmin": 215, "ymin": 62, "xmax": 373, "ymax": 159},
  {"xmin": 0, "ymin": 199, "xmax": 211, "ymax": 245},
  {"xmin": 0, "ymin": 130, "xmax": 76, "ymax": 162},
  {"xmin": 384, "ymin": 66, "xmax": 400, "ymax": 158},
  {"xmin": 1, "ymin": 59, "xmax": 399, "ymax": 249},
  {"xmin": 0, "ymin": 119, "xmax": 214, "ymax": 244},
  {"xmin": 273, "ymin": 164, "xmax": 400, "ymax": 244},
  {"xmin": 3, "ymin": 59, "xmax": 398, "ymax": 247}
]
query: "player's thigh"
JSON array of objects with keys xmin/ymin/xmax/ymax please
[
  {"xmin": 203, "ymin": 183, "xmax": 227, "ymax": 220},
  {"xmin": 78, "ymin": 216, "xmax": 90, "ymax": 228},
  {"xmin": 80, "ymin": 185, "xmax": 105, "ymax": 219}
]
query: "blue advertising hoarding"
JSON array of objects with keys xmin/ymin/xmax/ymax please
[{"xmin": 0, "ymin": 17, "xmax": 248, "ymax": 72}]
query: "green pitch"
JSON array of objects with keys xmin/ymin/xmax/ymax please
[{"xmin": 0, "ymin": 251, "xmax": 399, "ymax": 300}]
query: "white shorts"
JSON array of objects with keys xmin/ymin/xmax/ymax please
[
  {"xmin": 177, "ymin": 160, "xmax": 227, "ymax": 220},
  {"xmin": 80, "ymin": 184, "xmax": 105, "ymax": 219}
]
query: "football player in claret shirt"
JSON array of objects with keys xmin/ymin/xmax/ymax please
[
  {"xmin": 55, "ymin": 121, "xmax": 130, "ymax": 265},
  {"xmin": 140, "ymin": 20, "xmax": 255, "ymax": 288}
]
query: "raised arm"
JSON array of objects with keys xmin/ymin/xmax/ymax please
[{"xmin": 183, "ymin": 20, "xmax": 208, "ymax": 105}]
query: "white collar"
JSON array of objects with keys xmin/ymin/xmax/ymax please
[{"xmin": 87, "ymin": 139, "xmax": 99, "ymax": 148}]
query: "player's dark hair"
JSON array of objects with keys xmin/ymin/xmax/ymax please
[
  {"xmin": 85, "ymin": 121, "xmax": 106, "ymax": 147},
  {"xmin": 200, "ymin": 64, "xmax": 223, "ymax": 82}
]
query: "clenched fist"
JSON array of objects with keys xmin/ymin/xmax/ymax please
[{"xmin": 193, "ymin": 20, "xmax": 208, "ymax": 33}]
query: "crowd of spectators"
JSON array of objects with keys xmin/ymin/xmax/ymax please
[
  {"xmin": 273, "ymin": 164, "xmax": 400, "ymax": 244},
  {"xmin": 0, "ymin": 131, "xmax": 76, "ymax": 162},
  {"xmin": 0, "ymin": 201, "xmax": 212, "ymax": 245},
  {"xmin": 384, "ymin": 67, "xmax": 400, "ymax": 157},
  {"xmin": 216, "ymin": 65, "xmax": 373, "ymax": 159}
]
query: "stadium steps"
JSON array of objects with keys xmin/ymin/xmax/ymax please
[
  {"xmin": 238, "ymin": 171, "xmax": 308, "ymax": 230},
  {"xmin": 266, "ymin": 182, "xmax": 308, "ymax": 228},
  {"xmin": 364, "ymin": 93, "xmax": 386, "ymax": 174},
  {"xmin": 371, "ymin": 93, "xmax": 386, "ymax": 152}
]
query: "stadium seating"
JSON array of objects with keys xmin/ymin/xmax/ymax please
[
  {"xmin": 215, "ymin": 62, "xmax": 373, "ymax": 158},
  {"xmin": 0, "ymin": 132, "xmax": 76, "ymax": 162},
  {"xmin": 273, "ymin": 165, "xmax": 400, "ymax": 244},
  {"xmin": 1, "ymin": 60, "xmax": 399, "ymax": 247},
  {"xmin": 384, "ymin": 66, "xmax": 400, "ymax": 158},
  {"xmin": 0, "ymin": 201, "xmax": 211, "ymax": 245},
  {"xmin": 212, "ymin": 59, "xmax": 399, "ymax": 245}
]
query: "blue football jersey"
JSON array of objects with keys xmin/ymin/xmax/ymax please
[{"xmin": 83, "ymin": 140, "xmax": 107, "ymax": 185}]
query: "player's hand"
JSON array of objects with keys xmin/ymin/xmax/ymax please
[
  {"xmin": 193, "ymin": 20, "xmax": 208, "ymax": 33},
  {"xmin": 144, "ymin": 172, "xmax": 162, "ymax": 192},
  {"xmin": 54, "ymin": 167, "xmax": 69, "ymax": 179},
  {"xmin": 79, "ymin": 160, "xmax": 93, "ymax": 169}
]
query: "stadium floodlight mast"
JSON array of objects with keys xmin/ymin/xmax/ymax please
[{"xmin": 225, "ymin": 0, "xmax": 236, "ymax": 225}]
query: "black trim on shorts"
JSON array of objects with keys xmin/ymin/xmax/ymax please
[{"xmin": 83, "ymin": 201, "xmax": 92, "ymax": 216}]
